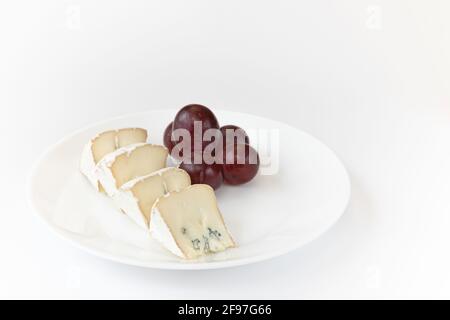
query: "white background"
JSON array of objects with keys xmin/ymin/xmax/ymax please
[{"xmin": 1, "ymin": 0, "xmax": 449, "ymax": 299}]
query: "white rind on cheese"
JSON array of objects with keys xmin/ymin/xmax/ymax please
[
  {"xmin": 112, "ymin": 167, "xmax": 191, "ymax": 229},
  {"xmin": 149, "ymin": 184, "xmax": 236, "ymax": 259},
  {"xmin": 80, "ymin": 128, "xmax": 147, "ymax": 191},
  {"xmin": 80, "ymin": 140, "xmax": 99, "ymax": 189},
  {"xmin": 95, "ymin": 143, "xmax": 168, "ymax": 196},
  {"xmin": 151, "ymin": 206, "xmax": 185, "ymax": 257}
]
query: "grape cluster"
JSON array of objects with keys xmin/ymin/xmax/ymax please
[{"xmin": 163, "ymin": 104, "xmax": 259, "ymax": 189}]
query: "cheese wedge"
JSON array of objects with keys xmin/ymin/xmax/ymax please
[
  {"xmin": 150, "ymin": 184, "xmax": 235, "ymax": 259},
  {"xmin": 96, "ymin": 143, "xmax": 168, "ymax": 196},
  {"xmin": 113, "ymin": 167, "xmax": 191, "ymax": 229},
  {"xmin": 80, "ymin": 128, "xmax": 148, "ymax": 191}
]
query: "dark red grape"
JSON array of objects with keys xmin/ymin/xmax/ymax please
[
  {"xmin": 163, "ymin": 121, "xmax": 174, "ymax": 152},
  {"xmin": 179, "ymin": 161, "xmax": 223, "ymax": 190},
  {"xmin": 222, "ymin": 143, "xmax": 259, "ymax": 185},
  {"xmin": 172, "ymin": 104, "xmax": 220, "ymax": 153},
  {"xmin": 220, "ymin": 125, "xmax": 250, "ymax": 146}
]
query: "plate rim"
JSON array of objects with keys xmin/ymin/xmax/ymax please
[{"xmin": 27, "ymin": 109, "xmax": 351, "ymax": 270}]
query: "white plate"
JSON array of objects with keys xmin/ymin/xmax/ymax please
[{"xmin": 28, "ymin": 110, "xmax": 350, "ymax": 270}]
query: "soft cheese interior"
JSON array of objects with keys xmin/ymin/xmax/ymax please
[
  {"xmin": 91, "ymin": 128, "xmax": 148, "ymax": 163},
  {"xmin": 96, "ymin": 143, "xmax": 168, "ymax": 196},
  {"xmin": 150, "ymin": 184, "xmax": 235, "ymax": 259},
  {"xmin": 80, "ymin": 128, "xmax": 147, "ymax": 190},
  {"xmin": 113, "ymin": 167, "xmax": 191, "ymax": 229}
]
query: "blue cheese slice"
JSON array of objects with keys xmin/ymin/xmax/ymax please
[
  {"xmin": 113, "ymin": 167, "xmax": 191, "ymax": 229},
  {"xmin": 95, "ymin": 143, "xmax": 168, "ymax": 196},
  {"xmin": 80, "ymin": 128, "xmax": 148, "ymax": 191},
  {"xmin": 150, "ymin": 184, "xmax": 236, "ymax": 259}
]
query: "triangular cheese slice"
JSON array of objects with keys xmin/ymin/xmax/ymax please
[
  {"xmin": 150, "ymin": 184, "xmax": 236, "ymax": 259},
  {"xmin": 96, "ymin": 143, "xmax": 168, "ymax": 196},
  {"xmin": 113, "ymin": 167, "xmax": 191, "ymax": 229},
  {"xmin": 80, "ymin": 128, "xmax": 147, "ymax": 191}
]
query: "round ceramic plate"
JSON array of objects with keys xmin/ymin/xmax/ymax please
[{"xmin": 28, "ymin": 110, "xmax": 350, "ymax": 270}]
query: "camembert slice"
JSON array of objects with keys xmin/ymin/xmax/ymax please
[
  {"xmin": 113, "ymin": 167, "xmax": 191, "ymax": 229},
  {"xmin": 96, "ymin": 143, "xmax": 168, "ymax": 196},
  {"xmin": 150, "ymin": 184, "xmax": 235, "ymax": 259},
  {"xmin": 80, "ymin": 128, "xmax": 148, "ymax": 191}
]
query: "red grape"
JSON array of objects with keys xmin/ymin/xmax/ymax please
[
  {"xmin": 172, "ymin": 104, "xmax": 220, "ymax": 154},
  {"xmin": 163, "ymin": 121, "xmax": 174, "ymax": 152},
  {"xmin": 222, "ymin": 143, "xmax": 259, "ymax": 185},
  {"xmin": 220, "ymin": 125, "xmax": 250, "ymax": 146},
  {"xmin": 179, "ymin": 161, "xmax": 223, "ymax": 190}
]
